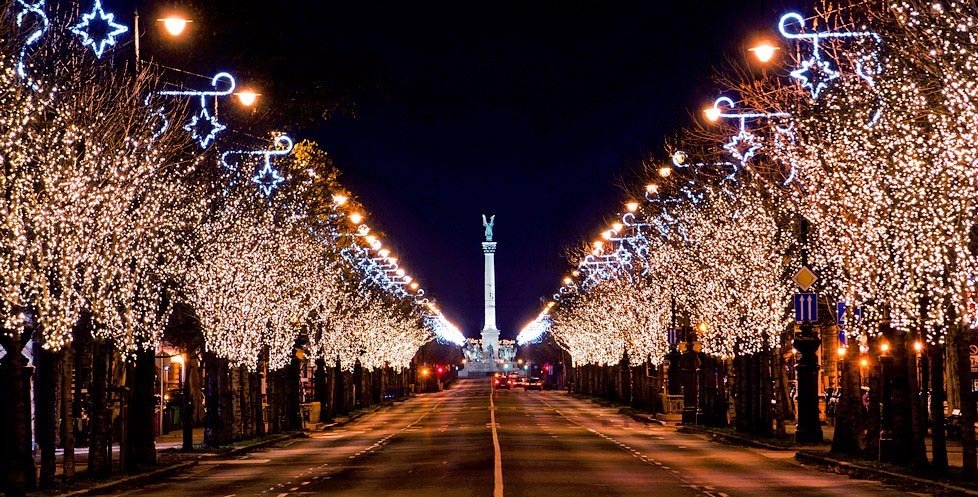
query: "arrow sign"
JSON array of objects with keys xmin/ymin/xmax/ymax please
[
  {"xmin": 836, "ymin": 301, "xmax": 847, "ymax": 345},
  {"xmin": 794, "ymin": 292, "xmax": 818, "ymax": 323}
]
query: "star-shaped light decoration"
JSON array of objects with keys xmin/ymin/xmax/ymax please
[
  {"xmin": 723, "ymin": 129, "xmax": 762, "ymax": 165},
  {"xmin": 252, "ymin": 162, "xmax": 285, "ymax": 196},
  {"xmin": 183, "ymin": 107, "xmax": 226, "ymax": 148},
  {"xmin": 70, "ymin": 0, "xmax": 129, "ymax": 58},
  {"xmin": 790, "ymin": 55, "xmax": 840, "ymax": 99}
]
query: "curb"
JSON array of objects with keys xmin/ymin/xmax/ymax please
[
  {"xmin": 676, "ymin": 425, "xmax": 793, "ymax": 452},
  {"xmin": 619, "ymin": 408, "xmax": 666, "ymax": 426},
  {"xmin": 224, "ymin": 432, "xmax": 302, "ymax": 457},
  {"xmin": 58, "ymin": 460, "xmax": 199, "ymax": 497},
  {"xmin": 796, "ymin": 450, "xmax": 978, "ymax": 497},
  {"xmin": 56, "ymin": 433, "xmax": 301, "ymax": 496}
]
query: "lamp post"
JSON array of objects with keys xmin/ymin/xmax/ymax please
[
  {"xmin": 878, "ymin": 340, "xmax": 894, "ymax": 460},
  {"xmin": 133, "ymin": 10, "xmax": 191, "ymax": 69},
  {"xmin": 678, "ymin": 322, "xmax": 703, "ymax": 425},
  {"xmin": 170, "ymin": 354, "xmax": 193, "ymax": 451}
]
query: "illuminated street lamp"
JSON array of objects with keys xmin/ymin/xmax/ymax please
[
  {"xmin": 703, "ymin": 106, "xmax": 721, "ymax": 122},
  {"xmin": 158, "ymin": 16, "xmax": 192, "ymax": 36},
  {"xmin": 235, "ymin": 90, "xmax": 260, "ymax": 107},
  {"xmin": 748, "ymin": 42, "xmax": 779, "ymax": 63}
]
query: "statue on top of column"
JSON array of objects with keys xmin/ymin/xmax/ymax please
[{"xmin": 482, "ymin": 214, "xmax": 495, "ymax": 242}]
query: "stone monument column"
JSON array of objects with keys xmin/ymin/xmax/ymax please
[{"xmin": 481, "ymin": 215, "xmax": 500, "ymax": 359}]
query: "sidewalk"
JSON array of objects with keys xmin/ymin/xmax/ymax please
[
  {"xmin": 676, "ymin": 422, "xmax": 978, "ymax": 496},
  {"xmin": 35, "ymin": 395, "xmax": 416, "ymax": 495},
  {"xmin": 37, "ymin": 431, "xmax": 298, "ymax": 497}
]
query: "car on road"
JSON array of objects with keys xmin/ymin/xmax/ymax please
[
  {"xmin": 523, "ymin": 377, "xmax": 543, "ymax": 390},
  {"xmin": 494, "ymin": 375, "xmax": 515, "ymax": 389}
]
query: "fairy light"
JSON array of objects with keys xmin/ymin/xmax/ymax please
[
  {"xmin": 534, "ymin": 0, "xmax": 978, "ymax": 380},
  {"xmin": 0, "ymin": 9, "xmax": 457, "ymax": 377}
]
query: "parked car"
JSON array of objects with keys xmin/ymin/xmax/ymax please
[{"xmin": 523, "ymin": 377, "xmax": 543, "ymax": 391}]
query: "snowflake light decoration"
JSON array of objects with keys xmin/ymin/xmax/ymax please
[
  {"xmin": 252, "ymin": 163, "xmax": 285, "ymax": 196},
  {"xmin": 671, "ymin": 150, "xmax": 738, "ymax": 183},
  {"xmin": 184, "ymin": 107, "xmax": 225, "ymax": 148},
  {"xmin": 222, "ymin": 135, "xmax": 294, "ymax": 197},
  {"xmin": 707, "ymin": 96, "xmax": 790, "ymax": 167},
  {"xmin": 723, "ymin": 128, "xmax": 763, "ymax": 165},
  {"xmin": 778, "ymin": 12, "xmax": 881, "ymax": 99},
  {"xmin": 159, "ymin": 72, "xmax": 236, "ymax": 149},
  {"xmin": 70, "ymin": 0, "xmax": 129, "ymax": 58},
  {"xmin": 790, "ymin": 56, "xmax": 840, "ymax": 99}
]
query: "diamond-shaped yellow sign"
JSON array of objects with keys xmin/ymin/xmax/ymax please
[{"xmin": 793, "ymin": 266, "xmax": 817, "ymax": 291}]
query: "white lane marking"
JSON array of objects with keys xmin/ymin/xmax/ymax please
[
  {"xmin": 531, "ymin": 393, "xmax": 717, "ymax": 497},
  {"xmin": 490, "ymin": 388, "xmax": 504, "ymax": 497},
  {"xmin": 200, "ymin": 459, "xmax": 271, "ymax": 465}
]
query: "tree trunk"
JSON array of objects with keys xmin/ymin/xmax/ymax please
[
  {"xmin": 955, "ymin": 328, "xmax": 977, "ymax": 478},
  {"xmin": 61, "ymin": 343, "xmax": 76, "ymax": 480},
  {"xmin": 203, "ymin": 352, "xmax": 224, "ymax": 447},
  {"xmin": 885, "ymin": 327, "xmax": 913, "ymax": 465},
  {"xmin": 759, "ymin": 350, "xmax": 773, "ymax": 437},
  {"xmin": 285, "ymin": 357, "xmax": 302, "ymax": 430},
  {"xmin": 832, "ymin": 341, "xmax": 862, "ymax": 455},
  {"xmin": 0, "ymin": 333, "xmax": 36, "ymax": 497},
  {"xmin": 930, "ymin": 344, "xmax": 948, "ymax": 473},
  {"xmin": 230, "ymin": 366, "xmax": 243, "ymax": 441},
  {"xmin": 905, "ymin": 339, "xmax": 928, "ymax": 469},
  {"xmin": 352, "ymin": 361, "xmax": 363, "ymax": 409},
  {"xmin": 124, "ymin": 348, "xmax": 157, "ymax": 471},
  {"xmin": 334, "ymin": 360, "xmax": 346, "ymax": 415},
  {"xmin": 324, "ymin": 362, "xmax": 336, "ymax": 421},
  {"xmin": 734, "ymin": 355, "xmax": 748, "ymax": 432},
  {"xmin": 189, "ymin": 353, "xmax": 205, "ymax": 425},
  {"xmin": 315, "ymin": 358, "xmax": 328, "ymax": 422},
  {"xmin": 33, "ymin": 341, "xmax": 59, "ymax": 488},
  {"xmin": 864, "ymin": 346, "xmax": 881, "ymax": 460},
  {"xmin": 88, "ymin": 341, "xmax": 112, "ymax": 477}
]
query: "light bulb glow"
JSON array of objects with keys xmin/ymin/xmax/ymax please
[
  {"xmin": 749, "ymin": 43, "xmax": 779, "ymax": 63},
  {"xmin": 159, "ymin": 17, "xmax": 190, "ymax": 36},
  {"xmin": 236, "ymin": 90, "xmax": 259, "ymax": 107}
]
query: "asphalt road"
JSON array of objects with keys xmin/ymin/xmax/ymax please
[{"xmin": 111, "ymin": 378, "xmax": 921, "ymax": 497}]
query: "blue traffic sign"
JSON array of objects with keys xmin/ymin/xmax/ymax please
[
  {"xmin": 836, "ymin": 301, "xmax": 847, "ymax": 344},
  {"xmin": 667, "ymin": 327, "xmax": 678, "ymax": 346},
  {"xmin": 794, "ymin": 292, "xmax": 818, "ymax": 323}
]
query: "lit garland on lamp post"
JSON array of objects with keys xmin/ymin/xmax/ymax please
[
  {"xmin": 158, "ymin": 72, "xmax": 236, "ymax": 148},
  {"xmin": 221, "ymin": 134, "xmax": 295, "ymax": 197},
  {"xmin": 702, "ymin": 96, "xmax": 791, "ymax": 170},
  {"xmin": 776, "ymin": 11, "xmax": 882, "ymax": 99}
]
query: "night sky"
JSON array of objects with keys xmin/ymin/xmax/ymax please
[{"xmin": 129, "ymin": 0, "xmax": 785, "ymax": 338}]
